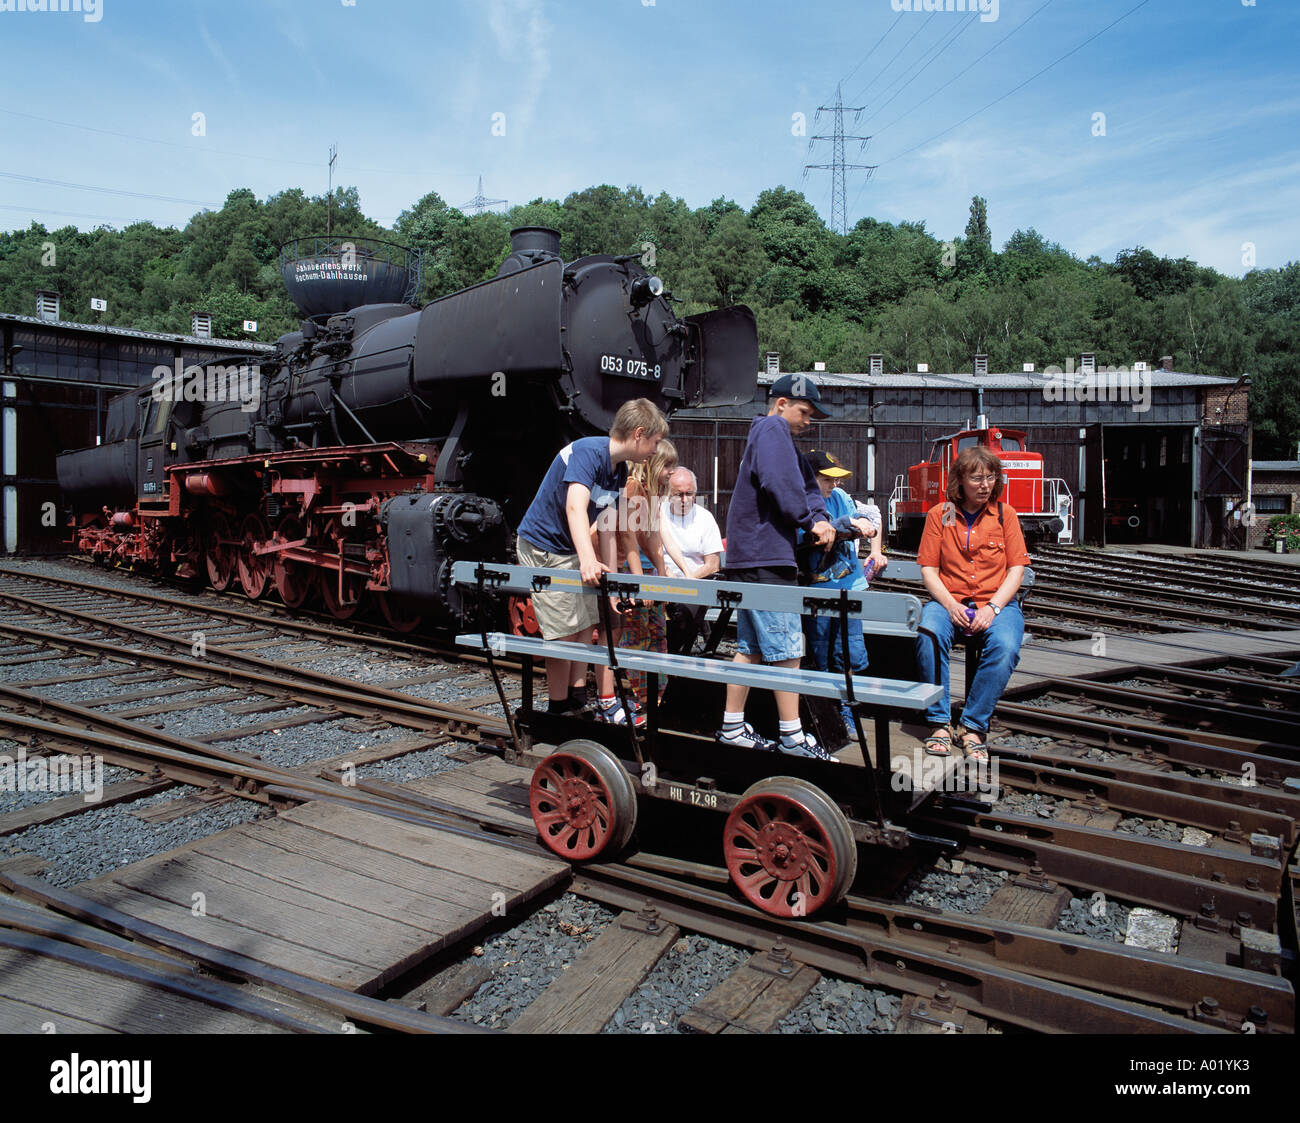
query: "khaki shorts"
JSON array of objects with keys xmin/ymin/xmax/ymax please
[{"xmin": 516, "ymin": 536, "xmax": 602, "ymax": 641}]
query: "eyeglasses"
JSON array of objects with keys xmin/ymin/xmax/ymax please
[
  {"xmin": 967, "ymin": 476, "xmax": 999, "ymax": 486},
  {"xmin": 673, "ymin": 491, "xmax": 696, "ymax": 498}
]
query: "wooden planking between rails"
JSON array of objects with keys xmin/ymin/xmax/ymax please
[
  {"xmin": 0, "ymin": 779, "xmax": 174, "ymax": 836},
  {"xmin": 679, "ymin": 953, "xmax": 820, "ymax": 1034},
  {"xmin": 508, "ymin": 912, "xmax": 679, "ymax": 1034},
  {"xmin": 403, "ymin": 756, "xmax": 536, "ymax": 833},
  {"xmin": 74, "ymin": 800, "xmax": 567, "ymax": 995}
]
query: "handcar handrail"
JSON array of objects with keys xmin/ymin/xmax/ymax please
[{"xmin": 450, "ymin": 561, "xmax": 924, "ymax": 637}]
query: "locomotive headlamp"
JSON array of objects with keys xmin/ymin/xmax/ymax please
[{"xmin": 629, "ymin": 275, "xmax": 664, "ymax": 308}]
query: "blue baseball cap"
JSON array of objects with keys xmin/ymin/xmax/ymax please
[{"xmin": 769, "ymin": 373, "xmax": 831, "ymax": 418}]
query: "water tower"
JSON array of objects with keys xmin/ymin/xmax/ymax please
[{"xmin": 279, "ymin": 237, "xmax": 422, "ymax": 319}]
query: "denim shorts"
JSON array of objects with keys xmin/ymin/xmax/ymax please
[{"xmin": 731, "ymin": 567, "xmax": 805, "ymax": 663}]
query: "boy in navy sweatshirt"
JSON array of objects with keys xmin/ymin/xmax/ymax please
[{"xmin": 717, "ymin": 374, "xmax": 838, "ymax": 761}]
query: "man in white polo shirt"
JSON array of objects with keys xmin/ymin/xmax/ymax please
[
  {"xmin": 660, "ymin": 467, "xmax": 722, "ymax": 651},
  {"xmin": 661, "ymin": 467, "xmax": 722, "ymax": 577}
]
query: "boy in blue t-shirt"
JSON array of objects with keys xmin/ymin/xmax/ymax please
[{"xmin": 515, "ymin": 398, "xmax": 669, "ymax": 721}]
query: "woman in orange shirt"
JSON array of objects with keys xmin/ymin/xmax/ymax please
[{"xmin": 914, "ymin": 446, "xmax": 1030, "ymax": 761}]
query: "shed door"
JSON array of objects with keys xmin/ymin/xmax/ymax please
[
  {"xmin": 1195, "ymin": 425, "xmax": 1249, "ymax": 547},
  {"xmin": 1082, "ymin": 423, "xmax": 1105, "ymax": 545}
]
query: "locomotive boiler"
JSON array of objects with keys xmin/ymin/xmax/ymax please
[{"xmin": 56, "ymin": 227, "xmax": 758, "ymax": 630}]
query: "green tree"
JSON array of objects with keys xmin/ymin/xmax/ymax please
[{"xmin": 964, "ymin": 195, "xmax": 991, "ymax": 251}]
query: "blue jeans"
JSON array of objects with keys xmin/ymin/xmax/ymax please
[
  {"xmin": 807, "ymin": 611, "xmax": 868, "ymax": 726},
  {"xmin": 737, "ymin": 608, "xmax": 804, "ymax": 663},
  {"xmin": 914, "ymin": 600, "xmax": 1023, "ymax": 734}
]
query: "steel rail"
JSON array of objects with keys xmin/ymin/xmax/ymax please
[
  {"xmin": 572, "ymin": 861, "xmax": 1283, "ymax": 1034},
  {"xmin": 0, "ymin": 871, "xmax": 488, "ymax": 1034},
  {"xmin": 1008, "ymin": 678, "xmax": 1300, "ymax": 747},
  {"xmin": 0, "ymin": 564, "xmax": 541, "ymax": 676},
  {"xmin": 993, "ymin": 699, "xmax": 1300, "ymax": 782},
  {"xmin": 0, "ymin": 614, "xmax": 508, "ymax": 742},
  {"xmin": 914, "ymin": 816, "xmax": 1277, "ymax": 931},
  {"xmin": 0, "ymin": 701, "xmax": 549, "ymax": 865},
  {"xmin": 1034, "ymin": 546, "xmax": 1300, "ymax": 593},
  {"xmin": 917, "ymin": 805, "xmax": 1280, "ymax": 927},
  {"xmin": 988, "ymin": 750, "xmax": 1298, "ymax": 842}
]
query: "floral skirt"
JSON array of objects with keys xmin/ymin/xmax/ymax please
[{"xmin": 619, "ymin": 599, "xmax": 667, "ymax": 707}]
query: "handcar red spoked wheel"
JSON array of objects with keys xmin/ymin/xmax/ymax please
[
  {"xmin": 529, "ymin": 740, "xmax": 637, "ymax": 860},
  {"xmin": 723, "ymin": 777, "xmax": 858, "ymax": 919},
  {"xmin": 272, "ymin": 515, "xmax": 313, "ymax": 608},
  {"xmin": 204, "ymin": 512, "xmax": 238, "ymax": 592},
  {"xmin": 236, "ymin": 513, "xmax": 272, "ymax": 599},
  {"xmin": 377, "ymin": 591, "xmax": 423, "ymax": 633}
]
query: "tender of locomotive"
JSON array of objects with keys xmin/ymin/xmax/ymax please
[
  {"xmin": 888, "ymin": 416, "xmax": 1074, "ymax": 550},
  {"xmin": 56, "ymin": 228, "xmax": 758, "ymax": 630}
]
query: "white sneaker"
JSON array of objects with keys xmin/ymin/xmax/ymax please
[
  {"xmin": 778, "ymin": 732, "xmax": 841, "ymax": 763},
  {"xmin": 714, "ymin": 723, "xmax": 777, "ymax": 752}
]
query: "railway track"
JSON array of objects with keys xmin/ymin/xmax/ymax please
[{"xmin": 1, "ymin": 555, "xmax": 1296, "ymax": 1035}]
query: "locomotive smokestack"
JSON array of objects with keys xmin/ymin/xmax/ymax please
[{"xmin": 497, "ymin": 227, "xmax": 563, "ymax": 276}]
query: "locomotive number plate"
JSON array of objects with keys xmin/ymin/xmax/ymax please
[{"xmin": 600, "ymin": 354, "xmax": 661, "ymax": 381}]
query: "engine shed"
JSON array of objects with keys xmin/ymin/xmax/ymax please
[
  {"xmin": 672, "ymin": 356, "xmax": 1251, "ymax": 549},
  {"xmin": 1, "ymin": 303, "xmax": 273, "ymax": 556}
]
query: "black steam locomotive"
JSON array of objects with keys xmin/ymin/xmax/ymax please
[{"xmin": 57, "ymin": 227, "xmax": 758, "ymax": 631}]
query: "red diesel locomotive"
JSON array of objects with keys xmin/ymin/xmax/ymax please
[{"xmin": 889, "ymin": 417, "xmax": 1073, "ymax": 550}]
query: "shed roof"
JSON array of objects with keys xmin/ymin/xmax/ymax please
[
  {"xmin": 759, "ymin": 369, "xmax": 1237, "ymax": 391},
  {"xmin": 1, "ymin": 311, "xmax": 276, "ymax": 352}
]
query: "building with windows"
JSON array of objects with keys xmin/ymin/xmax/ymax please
[
  {"xmin": 1, "ymin": 305, "xmax": 271, "ymax": 555},
  {"xmin": 1247, "ymin": 460, "xmax": 1300, "ymax": 548},
  {"xmin": 673, "ymin": 355, "xmax": 1249, "ymax": 548}
]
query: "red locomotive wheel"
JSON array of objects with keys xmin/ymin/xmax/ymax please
[
  {"xmin": 237, "ymin": 513, "xmax": 272, "ymax": 599},
  {"xmin": 508, "ymin": 595, "xmax": 542, "ymax": 638},
  {"xmin": 320, "ymin": 566, "xmax": 365, "ymax": 620},
  {"xmin": 530, "ymin": 740, "xmax": 637, "ymax": 860},
  {"xmin": 377, "ymin": 591, "xmax": 423, "ymax": 633},
  {"xmin": 723, "ymin": 777, "xmax": 858, "ymax": 919},
  {"xmin": 204, "ymin": 512, "xmax": 237, "ymax": 593},
  {"xmin": 273, "ymin": 516, "xmax": 313, "ymax": 608}
]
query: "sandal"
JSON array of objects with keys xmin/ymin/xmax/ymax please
[
  {"xmin": 922, "ymin": 728, "xmax": 952, "ymax": 757},
  {"xmin": 957, "ymin": 727, "xmax": 989, "ymax": 763}
]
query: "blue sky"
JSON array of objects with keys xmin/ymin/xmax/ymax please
[{"xmin": 1, "ymin": 0, "xmax": 1297, "ymax": 276}]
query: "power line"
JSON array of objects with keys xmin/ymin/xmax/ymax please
[
  {"xmin": 841, "ymin": 9, "xmax": 905, "ymax": 86},
  {"xmin": 847, "ymin": 11, "xmax": 939, "ymax": 105},
  {"xmin": 871, "ymin": 0, "xmax": 1057, "ymax": 138},
  {"xmin": 877, "ymin": 0, "xmax": 1152, "ymax": 166},
  {"xmin": 0, "ymin": 203, "xmax": 173, "ymax": 226},
  {"xmin": 0, "ymin": 106, "xmax": 482, "ymax": 180},
  {"xmin": 0, "ymin": 171, "xmax": 218, "ymax": 207},
  {"xmin": 860, "ymin": 14, "xmax": 977, "ymax": 128}
]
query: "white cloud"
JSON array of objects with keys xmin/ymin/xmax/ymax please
[
  {"xmin": 485, "ymin": 0, "xmax": 552, "ymax": 132},
  {"xmin": 198, "ymin": 22, "xmax": 240, "ymax": 94}
]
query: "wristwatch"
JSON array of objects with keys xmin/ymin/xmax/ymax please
[{"xmin": 989, "ymin": 602, "xmax": 1002, "ymax": 616}]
